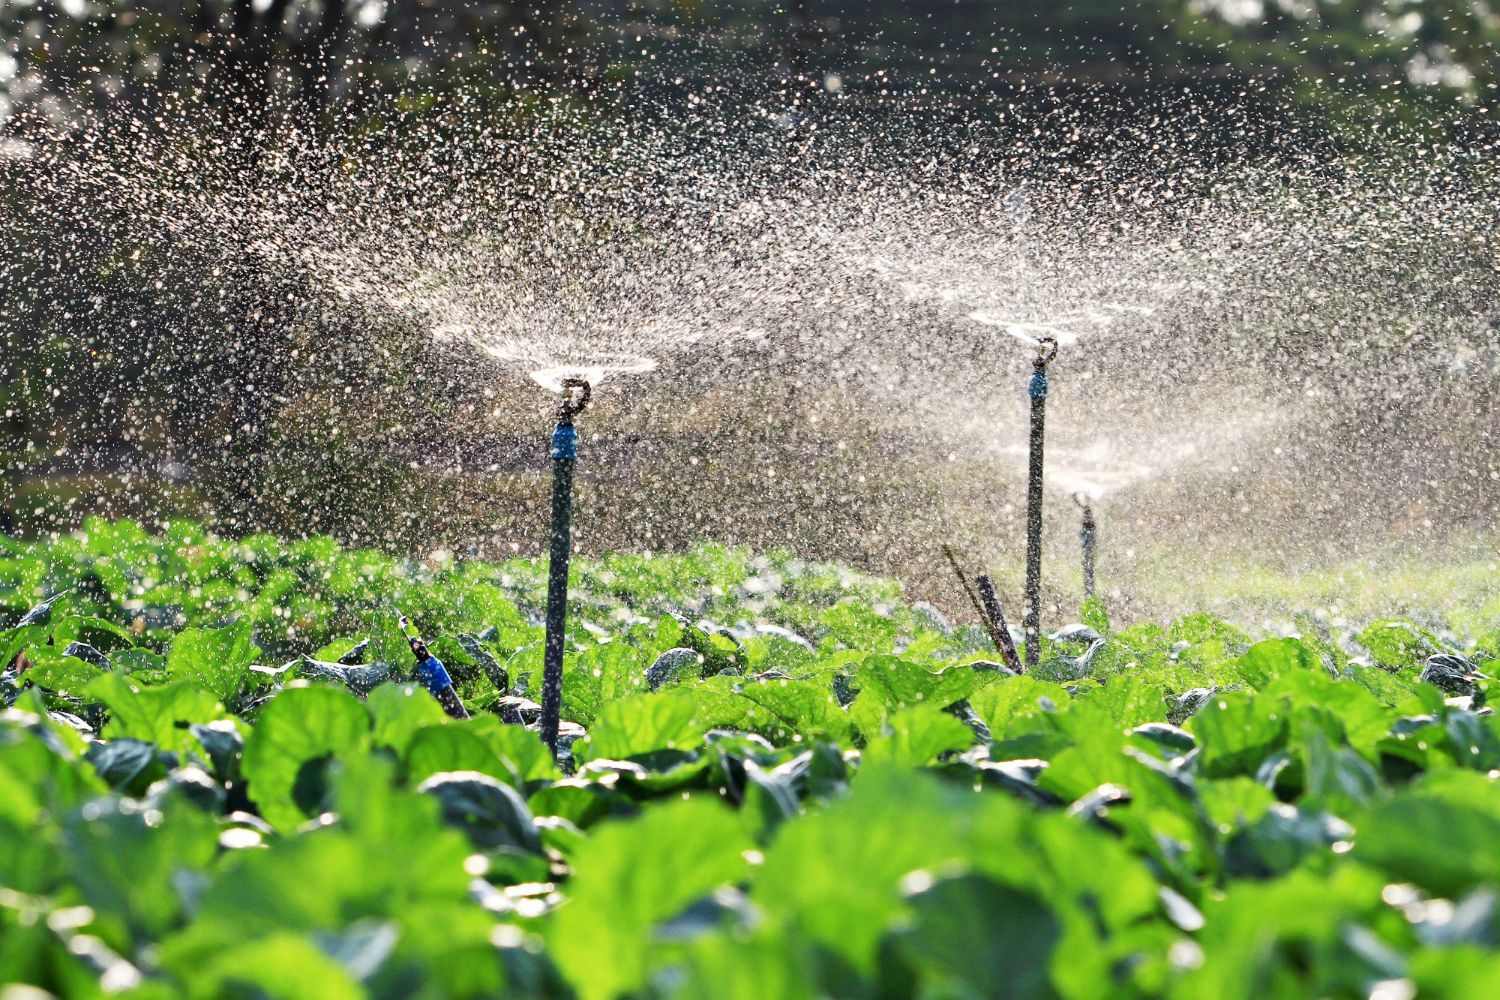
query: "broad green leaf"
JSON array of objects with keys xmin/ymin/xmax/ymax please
[
  {"xmin": 691, "ymin": 676, "xmax": 853, "ymax": 746},
  {"xmin": 188, "ymin": 934, "xmax": 365, "ymax": 1000},
  {"xmin": 1198, "ymin": 777, "xmax": 1277, "ymax": 834},
  {"xmin": 1188, "ymin": 692, "xmax": 1287, "ymax": 778},
  {"xmin": 112, "ymin": 647, "xmax": 165, "ymax": 678},
  {"xmin": 1266, "ymin": 670, "xmax": 1392, "ymax": 758},
  {"xmin": 0, "ymin": 625, "xmax": 47, "ymax": 675},
  {"xmin": 166, "ymin": 619, "xmax": 260, "ymax": 703},
  {"xmin": 1174, "ymin": 865, "xmax": 1388, "ymax": 998},
  {"xmin": 22, "ymin": 644, "xmax": 108, "ymax": 696},
  {"xmin": 405, "ymin": 716, "xmax": 559, "ymax": 788},
  {"xmin": 864, "ymin": 706, "xmax": 974, "ymax": 766},
  {"xmin": 1290, "ymin": 722, "xmax": 1383, "ymax": 814},
  {"xmin": 240, "ymin": 685, "xmax": 371, "ymax": 830},
  {"xmin": 479, "ymin": 717, "xmax": 561, "ymax": 784},
  {"xmin": 968, "ymin": 676, "xmax": 1070, "ymax": 738},
  {"xmin": 417, "ymin": 771, "xmax": 541, "ymax": 852},
  {"xmin": 405, "ymin": 725, "xmax": 512, "ymax": 785},
  {"xmin": 547, "ymin": 797, "xmax": 752, "ymax": 1000},
  {"xmin": 893, "ymin": 874, "xmax": 1061, "ymax": 1000},
  {"xmin": 820, "ymin": 600, "xmax": 900, "ymax": 652},
  {"xmin": 50, "ymin": 615, "xmax": 137, "ymax": 652},
  {"xmin": 162, "ymin": 759, "xmax": 472, "ymax": 975},
  {"xmin": 86, "ymin": 674, "xmax": 225, "ymax": 753},
  {"xmin": 0, "ymin": 720, "xmax": 106, "ymax": 894},
  {"xmin": 1410, "ymin": 946, "xmax": 1500, "ymax": 996},
  {"xmin": 577, "ymin": 690, "xmax": 702, "ymax": 761},
  {"xmin": 674, "ymin": 927, "xmax": 820, "ymax": 1000},
  {"xmin": 456, "ymin": 582, "xmax": 533, "ymax": 640},
  {"xmin": 1357, "ymin": 620, "xmax": 1438, "ymax": 672},
  {"xmin": 753, "ymin": 764, "xmax": 989, "ymax": 974},
  {"xmin": 367, "ymin": 682, "xmax": 449, "ymax": 755},
  {"xmin": 1355, "ymin": 784, "xmax": 1500, "ymax": 896},
  {"xmin": 562, "ymin": 642, "xmax": 648, "ymax": 726},
  {"xmin": 60, "ymin": 795, "xmax": 219, "ymax": 943},
  {"xmin": 1233, "ymin": 637, "xmax": 1323, "ymax": 687},
  {"xmin": 855, "ymin": 655, "xmax": 977, "ymax": 713}
]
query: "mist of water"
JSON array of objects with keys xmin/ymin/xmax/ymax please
[{"xmin": 4, "ymin": 67, "xmax": 1497, "ymax": 622}]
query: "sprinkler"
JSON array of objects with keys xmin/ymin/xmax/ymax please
[
  {"xmin": 1075, "ymin": 494, "xmax": 1097, "ymax": 601},
  {"xmin": 1023, "ymin": 337, "xmax": 1058, "ymax": 672},
  {"xmin": 401, "ymin": 615, "xmax": 470, "ymax": 720},
  {"xmin": 539, "ymin": 376, "xmax": 591, "ymax": 756}
]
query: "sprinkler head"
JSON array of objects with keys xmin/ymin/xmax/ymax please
[
  {"xmin": 1034, "ymin": 337, "xmax": 1059, "ymax": 368},
  {"xmin": 1029, "ymin": 337, "xmax": 1059, "ymax": 399},
  {"xmin": 551, "ymin": 378, "xmax": 591, "ymax": 462},
  {"xmin": 557, "ymin": 377, "xmax": 592, "ymax": 422},
  {"xmin": 1074, "ymin": 493, "xmax": 1096, "ymax": 530}
]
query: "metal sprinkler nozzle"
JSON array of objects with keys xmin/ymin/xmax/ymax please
[
  {"xmin": 557, "ymin": 377, "xmax": 592, "ymax": 421},
  {"xmin": 1034, "ymin": 337, "xmax": 1060, "ymax": 367}
]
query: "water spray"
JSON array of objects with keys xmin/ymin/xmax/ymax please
[
  {"xmin": 539, "ymin": 377, "xmax": 591, "ymax": 756},
  {"xmin": 1023, "ymin": 338, "xmax": 1058, "ymax": 672},
  {"xmin": 1075, "ymin": 494, "xmax": 1097, "ymax": 601},
  {"xmin": 401, "ymin": 615, "xmax": 470, "ymax": 720}
]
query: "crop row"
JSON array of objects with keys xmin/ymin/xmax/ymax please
[{"xmin": 1, "ymin": 521, "xmax": 1497, "ymax": 998}]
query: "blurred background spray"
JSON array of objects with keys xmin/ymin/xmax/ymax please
[{"xmin": 1, "ymin": 1, "xmax": 1496, "ymax": 624}]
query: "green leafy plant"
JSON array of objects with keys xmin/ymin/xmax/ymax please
[{"xmin": 0, "ymin": 521, "xmax": 1496, "ymax": 999}]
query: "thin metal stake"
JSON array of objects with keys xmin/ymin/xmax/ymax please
[
  {"xmin": 941, "ymin": 544, "xmax": 993, "ymax": 635},
  {"xmin": 942, "ymin": 543, "xmax": 1013, "ymax": 663},
  {"xmin": 1023, "ymin": 339, "xmax": 1057, "ymax": 672},
  {"xmin": 976, "ymin": 574, "xmax": 1025, "ymax": 674},
  {"xmin": 540, "ymin": 378, "xmax": 591, "ymax": 756}
]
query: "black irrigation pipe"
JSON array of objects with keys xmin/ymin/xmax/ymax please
[
  {"xmin": 1023, "ymin": 338, "xmax": 1057, "ymax": 673},
  {"xmin": 1075, "ymin": 493, "xmax": 1097, "ymax": 601},
  {"xmin": 540, "ymin": 378, "xmax": 591, "ymax": 757}
]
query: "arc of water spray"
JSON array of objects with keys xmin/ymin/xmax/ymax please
[
  {"xmin": 1024, "ymin": 338, "xmax": 1058, "ymax": 672},
  {"xmin": 539, "ymin": 377, "xmax": 591, "ymax": 757}
]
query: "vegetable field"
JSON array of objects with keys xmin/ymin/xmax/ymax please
[{"xmin": 2, "ymin": 520, "xmax": 1498, "ymax": 998}]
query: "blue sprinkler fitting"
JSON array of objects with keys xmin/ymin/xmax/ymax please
[
  {"xmin": 540, "ymin": 377, "xmax": 592, "ymax": 757},
  {"xmin": 403, "ymin": 617, "xmax": 470, "ymax": 720},
  {"xmin": 550, "ymin": 423, "xmax": 579, "ymax": 461},
  {"xmin": 415, "ymin": 653, "xmax": 455, "ymax": 695},
  {"xmin": 1029, "ymin": 371, "xmax": 1049, "ymax": 399}
]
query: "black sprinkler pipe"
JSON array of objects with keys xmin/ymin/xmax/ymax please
[
  {"xmin": 1023, "ymin": 339, "xmax": 1058, "ymax": 673},
  {"xmin": 1075, "ymin": 494, "xmax": 1097, "ymax": 601},
  {"xmin": 540, "ymin": 377, "xmax": 591, "ymax": 756}
]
